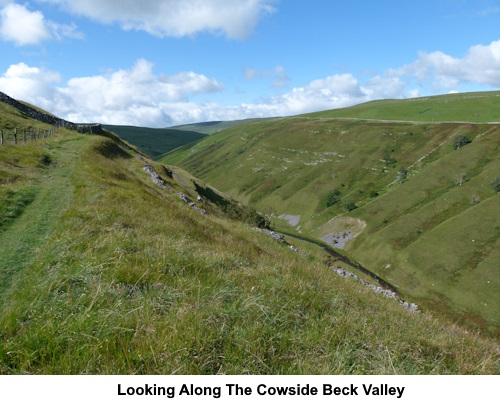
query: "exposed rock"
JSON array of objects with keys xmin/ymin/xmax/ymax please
[
  {"xmin": 143, "ymin": 164, "xmax": 169, "ymax": 189},
  {"xmin": 331, "ymin": 266, "xmax": 419, "ymax": 312},
  {"xmin": 254, "ymin": 228, "xmax": 306, "ymax": 256},
  {"xmin": 254, "ymin": 228, "xmax": 287, "ymax": 243},
  {"xmin": 278, "ymin": 214, "xmax": 301, "ymax": 227},
  {"xmin": 321, "ymin": 231, "xmax": 352, "ymax": 249},
  {"xmin": 177, "ymin": 193, "xmax": 208, "ymax": 216}
]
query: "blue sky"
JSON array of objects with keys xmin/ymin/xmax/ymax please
[{"xmin": 0, "ymin": 0, "xmax": 499, "ymax": 126}]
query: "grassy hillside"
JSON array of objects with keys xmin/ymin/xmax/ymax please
[
  {"xmin": 169, "ymin": 118, "xmax": 268, "ymax": 135},
  {"xmin": 305, "ymin": 91, "xmax": 500, "ymax": 123},
  {"xmin": 103, "ymin": 124, "xmax": 206, "ymax": 158},
  {"xmin": 161, "ymin": 92, "xmax": 500, "ymax": 335},
  {"xmin": 1, "ymin": 98, "xmax": 499, "ymax": 374}
]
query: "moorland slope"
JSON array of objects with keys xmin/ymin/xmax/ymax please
[{"xmin": 161, "ymin": 91, "xmax": 500, "ymax": 335}]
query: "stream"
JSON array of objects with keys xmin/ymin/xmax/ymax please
[{"xmin": 279, "ymin": 229, "xmax": 402, "ymax": 298}]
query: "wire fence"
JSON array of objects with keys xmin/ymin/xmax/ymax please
[
  {"xmin": 0, "ymin": 127, "xmax": 55, "ymax": 146},
  {"xmin": 0, "ymin": 122, "xmax": 101, "ymax": 146}
]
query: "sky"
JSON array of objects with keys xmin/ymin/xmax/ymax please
[{"xmin": 0, "ymin": 0, "xmax": 499, "ymax": 127}]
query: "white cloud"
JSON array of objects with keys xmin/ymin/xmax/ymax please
[
  {"xmin": 243, "ymin": 67, "xmax": 260, "ymax": 80},
  {"xmin": 0, "ymin": 3, "xmax": 51, "ymax": 45},
  {"xmin": 389, "ymin": 39, "xmax": 500, "ymax": 90},
  {"xmin": 0, "ymin": 2, "xmax": 83, "ymax": 45},
  {"xmin": 0, "ymin": 62, "xmax": 61, "ymax": 109},
  {"xmin": 58, "ymin": 59, "xmax": 224, "ymax": 126},
  {"xmin": 0, "ymin": 62, "xmax": 424, "ymax": 126},
  {"xmin": 47, "ymin": 20, "xmax": 84, "ymax": 40},
  {"xmin": 1, "ymin": 37, "xmax": 499, "ymax": 127},
  {"xmin": 0, "ymin": 60, "xmax": 370, "ymax": 126},
  {"xmin": 362, "ymin": 76, "xmax": 405, "ymax": 100},
  {"xmin": 41, "ymin": 0, "xmax": 276, "ymax": 39},
  {"xmin": 0, "ymin": 59, "xmax": 224, "ymax": 127},
  {"xmin": 270, "ymin": 74, "xmax": 367, "ymax": 115},
  {"xmin": 243, "ymin": 65, "xmax": 290, "ymax": 88}
]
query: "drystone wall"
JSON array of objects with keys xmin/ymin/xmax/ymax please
[{"xmin": 0, "ymin": 91, "xmax": 103, "ymax": 134}]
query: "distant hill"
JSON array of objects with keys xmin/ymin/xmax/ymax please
[
  {"xmin": 103, "ymin": 124, "xmax": 207, "ymax": 158},
  {"xmin": 162, "ymin": 91, "xmax": 500, "ymax": 335},
  {"xmin": 169, "ymin": 118, "xmax": 270, "ymax": 135}
]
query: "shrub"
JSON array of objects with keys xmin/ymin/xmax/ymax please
[
  {"xmin": 452, "ymin": 134, "xmax": 471, "ymax": 150},
  {"xmin": 383, "ymin": 153, "xmax": 397, "ymax": 167},
  {"xmin": 492, "ymin": 177, "xmax": 500, "ymax": 193},
  {"xmin": 343, "ymin": 198, "xmax": 357, "ymax": 212},
  {"xmin": 398, "ymin": 167, "xmax": 408, "ymax": 182},
  {"xmin": 326, "ymin": 188, "xmax": 341, "ymax": 207}
]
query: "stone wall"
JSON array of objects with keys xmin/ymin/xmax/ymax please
[{"xmin": 0, "ymin": 91, "xmax": 103, "ymax": 134}]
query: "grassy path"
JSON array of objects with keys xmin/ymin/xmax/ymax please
[{"xmin": 0, "ymin": 136, "xmax": 85, "ymax": 300}]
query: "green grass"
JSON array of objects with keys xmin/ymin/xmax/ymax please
[
  {"xmin": 103, "ymin": 124, "xmax": 207, "ymax": 158},
  {"xmin": 161, "ymin": 91, "xmax": 500, "ymax": 335}
]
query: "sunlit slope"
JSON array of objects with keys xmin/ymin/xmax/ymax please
[
  {"xmin": 305, "ymin": 91, "xmax": 500, "ymax": 123},
  {"xmin": 350, "ymin": 125, "xmax": 500, "ymax": 329},
  {"xmin": 1, "ymin": 101, "xmax": 499, "ymax": 373},
  {"xmin": 160, "ymin": 96, "xmax": 500, "ymax": 333}
]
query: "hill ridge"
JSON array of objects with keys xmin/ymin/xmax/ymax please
[{"xmin": 0, "ymin": 91, "xmax": 103, "ymax": 133}]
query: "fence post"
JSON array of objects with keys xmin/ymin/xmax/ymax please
[{"xmin": 14, "ymin": 128, "xmax": 17, "ymax": 145}]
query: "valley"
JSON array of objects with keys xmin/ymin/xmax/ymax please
[
  {"xmin": 0, "ymin": 91, "xmax": 498, "ymax": 374},
  {"xmin": 161, "ymin": 91, "xmax": 500, "ymax": 335}
]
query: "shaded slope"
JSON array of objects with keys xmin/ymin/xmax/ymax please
[{"xmin": 104, "ymin": 124, "xmax": 207, "ymax": 158}]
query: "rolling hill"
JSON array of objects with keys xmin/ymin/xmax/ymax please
[
  {"xmin": 160, "ymin": 91, "xmax": 500, "ymax": 335},
  {"xmin": 1, "ymin": 92, "xmax": 499, "ymax": 374}
]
